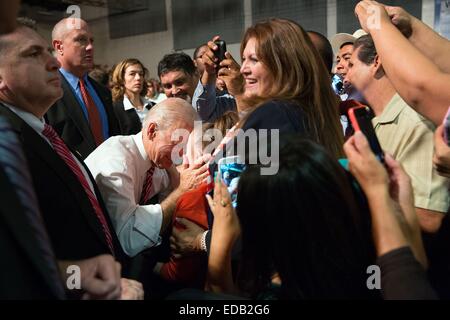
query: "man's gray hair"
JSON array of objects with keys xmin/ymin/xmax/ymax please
[{"xmin": 142, "ymin": 97, "xmax": 199, "ymax": 131}]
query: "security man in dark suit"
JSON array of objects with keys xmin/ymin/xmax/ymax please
[
  {"xmin": 0, "ymin": 11, "xmax": 143, "ymax": 299},
  {"xmin": 0, "ymin": 18, "xmax": 132, "ymax": 298},
  {"xmin": 46, "ymin": 18, "xmax": 120, "ymax": 159}
]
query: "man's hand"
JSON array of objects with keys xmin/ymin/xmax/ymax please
[
  {"xmin": 384, "ymin": 5, "xmax": 413, "ymax": 38},
  {"xmin": 178, "ymin": 155, "xmax": 210, "ymax": 193},
  {"xmin": 120, "ymin": 278, "xmax": 144, "ymax": 300},
  {"xmin": 355, "ymin": 0, "xmax": 391, "ymax": 33},
  {"xmin": 59, "ymin": 254, "xmax": 122, "ymax": 300},
  {"xmin": 218, "ymin": 52, "xmax": 245, "ymax": 97},
  {"xmin": 202, "ymin": 35, "xmax": 221, "ymax": 77},
  {"xmin": 433, "ymin": 124, "xmax": 450, "ymax": 178},
  {"xmin": 170, "ymin": 218, "xmax": 206, "ymax": 258}
]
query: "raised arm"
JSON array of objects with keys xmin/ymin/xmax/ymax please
[
  {"xmin": 384, "ymin": 4, "xmax": 450, "ymax": 73},
  {"xmin": 355, "ymin": 0, "xmax": 450, "ymax": 126},
  {"xmin": 204, "ymin": 179, "xmax": 240, "ymax": 294}
]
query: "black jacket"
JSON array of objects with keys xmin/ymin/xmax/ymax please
[
  {"xmin": 0, "ymin": 105, "xmax": 129, "ymax": 272},
  {"xmin": 112, "ymin": 100, "xmax": 153, "ymax": 135},
  {"xmin": 45, "ymin": 73, "xmax": 120, "ymax": 160}
]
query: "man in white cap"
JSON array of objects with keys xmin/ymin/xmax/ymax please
[
  {"xmin": 331, "ymin": 29, "xmax": 368, "ymax": 137},
  {"xmin": 331, "ymin": 29, "xmax": 368, "ymax": 101}
]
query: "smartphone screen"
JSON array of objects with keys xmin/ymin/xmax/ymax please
[
  {"xmin": 331, "ymin": 73, "xmax": 345, "ymax": 95},
  {"xmin": 348, "ymin": 106, "xmax": 385, "ymax": 163},
  {"xmin": 217, "ymin": 156, "xmax": 246, "ymax": 208}
]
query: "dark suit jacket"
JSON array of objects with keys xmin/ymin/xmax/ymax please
[
  {"xmin": 112, "ymin": 100, "xmax": 145, "ymax": 136},
  {"xmin": 0, "ymin": 104, "xmax": 129, "ymax": 273},
  {"xmin": 0, "ymin": 166, "xmax": 64, "ymax": 299},
  {"xmin": 45, "ymin": 73, "xmax": 120, "ymax": 160}
]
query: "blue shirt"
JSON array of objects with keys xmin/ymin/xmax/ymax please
[
  {"xmin": 192, "ymin": 80, "xmax": 237, "ymax": 122},
  {"xmin": 59, "ymin": 68, "xmax": 110, "ymax": 140}
]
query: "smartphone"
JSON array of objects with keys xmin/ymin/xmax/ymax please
[
  {"xmin": 217, "ymin": 155, "xmax": 246, "ymax": 208},
  {"xmin": 348, "ymin": 106, "xmax": 385, "ymax": 163},
  {"xmin": 214, "ymin": 40, "xmax": 227, "ymax": 73},
  {"xmin": 331, "ymin": 73, "xmax": 345, "ymax": 95}
]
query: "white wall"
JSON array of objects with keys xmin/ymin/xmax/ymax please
[{"xmin": 36, "ymin": 0, "xmax": 438, "ymax": 79}]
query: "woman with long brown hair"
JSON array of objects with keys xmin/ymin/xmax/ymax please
[
  {"xmin": 111, "ymin": 58, "xmax": 152, "ymax": 135},
  {"xmin": 235, "ymin": 18, "xmax": 344, "ymax": 158}
]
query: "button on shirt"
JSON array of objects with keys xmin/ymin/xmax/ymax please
[
  {"xmin": 123, "ymin": 95, "xmax": 152, "ymax": 124},
  {"xmin": 5, "ymin": 105, "xmax": 98, "ymax": 197},
  {"xmin": 85, "ymin": 133, "xmax": 171, "ymax": 257},
  {"xmin": 59, "ymin": 68, "xmax": 110, "ymax": 140}
]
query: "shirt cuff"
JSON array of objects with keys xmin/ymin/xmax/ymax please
[{"xmin": 133, "ymin": 204, "xmax": 163, "ymax": 249}]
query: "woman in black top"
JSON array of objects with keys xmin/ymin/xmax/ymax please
[
  {"xmin": 206, "ymin": 137, "xmax": 376, "ymax": 299},
  {"xmin": 224, "ymin": 18, "xmax": 344, "ymax": 158},
  {"xmin": 110, "ymin": 58, "xmax": 152, "ymax": 135}
]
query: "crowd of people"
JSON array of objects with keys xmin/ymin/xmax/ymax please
[{"xmin": 1, "ymin": 0, "xmax": 449, "ymax": 300}]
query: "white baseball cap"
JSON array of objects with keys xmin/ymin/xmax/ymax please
[{"xmin": 330, "ymin": 29, "xmax": 368, "ymax": 54}]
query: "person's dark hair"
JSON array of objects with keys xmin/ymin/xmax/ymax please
[
  {"xmin": 236, "ymin": 136, "xmax": 375, "ymax": 299},
  {"xmin": 158, "ymin": 52, "xmax": 197, "ymax": 78},
  {"xmin": 339, "ymin": 41, "xmax": 354, "ymax": 50},
  {"xmin": 0, "ymin": 17, "xmax": 38, "ymax": 59},
  {"xmin": 353, "ymin": 35, "xmax": 377, "ymax": 65},
  {"xmin": 307, "ymin": 30, "xmax": 333, "ymax": 73},
  {"xmin": 193, "ymin": 43, "xmax": 207, "ymax": 60}
]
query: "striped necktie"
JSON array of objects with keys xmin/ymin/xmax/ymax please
[
  {"xmin": 140, "ymin": 165, "xmax": 156, "ymax": 205},
  {"xmin": 79, "ymin": 78, "xmax": 104, "ymax": 146},
  {"xmin": 0, "ymin": 117, "xmax": 66, "ymax": 299},
  {"xmin": 42, "ymin": 123, "xmax": 115, "ymax": 255}
]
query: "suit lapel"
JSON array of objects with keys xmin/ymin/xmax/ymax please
[
  {"xmin": 22, "ymin": 125, "xmax": 111, "ymax": 251},
  {"xmin": 58, "ymin": 74, "xmax": 97, "ymax": 150},
  {"xmin": 0, "ymin": 105, "xmax": 111, "ymax": 253}
]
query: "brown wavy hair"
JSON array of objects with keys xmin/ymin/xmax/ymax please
[
  {"xmin": 111, "ymin": 58, "xmax": 149, "ymax": 103},
  {"xmin": 240, "ymin": 19, "xmax": 344, "ymax": 158}
]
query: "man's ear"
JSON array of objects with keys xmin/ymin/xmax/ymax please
[
  {"xmin": 52, "ymin": 40, "xmax": 63, "ymax": 55},
  {"xmin": 372, "ymin": 54, "xmax": 385, "ymax": 78},
  {"xmin": 146, "ymin": 123, "xmax": 157, "ymax": 140}
]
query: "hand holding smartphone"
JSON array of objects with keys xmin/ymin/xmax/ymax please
[
  {"xmin": 217, "ymin": 155, "xmax": 246, "ymax": 208},
  {"xmin": 214, "ymin": 40, "xmax": 227, "ymax": 74},
  {"xmin": 348, "ymin": 106, "xmax": 385, "ymax": 163}
]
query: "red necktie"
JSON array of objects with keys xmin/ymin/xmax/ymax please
[
  {"xmin": 42, "ymin": 124, "xmax": 115, "ymax": 255},
  {"xmin": 79, "ymin": 79, "xmax": 104, "ymax": 146},
  {"xmin": 140, "ymin": 165, "xmax": 156, "ymax": 205}
]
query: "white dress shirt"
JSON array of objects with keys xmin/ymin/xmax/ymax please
[
  {"xmin": 85, "ymin": 132, "xmax": 171, "ymax": 257},
  {"xmin": 123, "ymin": 95, "xmax": 152, "ymax": 123},
  {"xmin": 5, "ymin": 104, "xmax": 97, "ymax": 197}
]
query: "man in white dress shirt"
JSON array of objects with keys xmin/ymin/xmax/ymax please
[{"xmin": 86, "ymin": 98, "xmax": 209, "ymax": 257}]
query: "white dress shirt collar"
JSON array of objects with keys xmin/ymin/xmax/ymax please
[
  {"xmin": 123, "ymin": 95, "xmax": 152, "ymax": 111},
  {"xmin": 4, "ymin": 104, "xmax": 46, "ymax": 138},
  {"xmin": 132, "ymin": 132, "xmax": 152, "ymax": 169}
]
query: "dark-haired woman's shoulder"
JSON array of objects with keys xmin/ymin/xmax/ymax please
[{"xmin": 241, "ymin": 99, "xmax": 307, "ymax": 134}]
